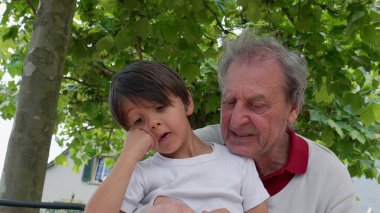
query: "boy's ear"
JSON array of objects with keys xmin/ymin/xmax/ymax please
[{"xmin": 185, "ymin": 91, "xmax": 194, "ymax": 115}]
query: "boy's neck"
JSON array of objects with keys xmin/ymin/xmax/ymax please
[{"xmin": 162, "ymin": 133, "xmax": 212, "ymax": 159}]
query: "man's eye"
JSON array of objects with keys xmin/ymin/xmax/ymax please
[
  {"xmin": 222, "ymin": 100, "xmax": 236, "ymax": 106},
  {"xmin": 251, "ymin": 104, "xmax": 268, "ymax": 114}
]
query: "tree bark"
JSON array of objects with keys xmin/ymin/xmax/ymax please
[{"xmin": 0, "ymin": 1, "xmax": 76, "ymax": 212}]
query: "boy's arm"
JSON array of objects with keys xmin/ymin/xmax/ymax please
[
  {"xmin": 85, "ymin": 128, "xmax": 156, "ymax": 213},
  {"xmin": 244, "ymin": 202, "xmax": 268, "ymax": 213}
]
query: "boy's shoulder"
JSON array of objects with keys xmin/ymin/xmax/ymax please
[{"xmin": 206, "ymin": 142, "xmax": 251, "ymax": 162}]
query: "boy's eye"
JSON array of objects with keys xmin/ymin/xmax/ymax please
[
  {"xmin": 133, "ymin": 117, "xmax": 144, "ymax": 126},
  {"xmin": 155, "ymin": 105, "xmax": 166, "ymax": 111}
]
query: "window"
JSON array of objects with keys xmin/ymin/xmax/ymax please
[
  {"xmin": 82, "ymin": 156, "xmax": 113, "ymax": 183},
  {"xmin": 94, "ymin": 157, "xmax": 112, "ymax": 182}
]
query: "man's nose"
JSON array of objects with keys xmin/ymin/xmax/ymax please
[{"xmin": 230, "ymin": 101, "xmax": 250, "ymax": 128}]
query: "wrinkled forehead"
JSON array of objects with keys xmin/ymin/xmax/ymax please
[{"xmin": 222, "ymin": 57, "xmax": 288, "ymax": 99}]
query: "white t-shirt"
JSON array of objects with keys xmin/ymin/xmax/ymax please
[
  {"xmin": 194, "ymin": 124, "xmax": 357, "ymax": 213},
  {"xmin": 121, "ymin": 143, "xmax": 269, "ymax": 213}
]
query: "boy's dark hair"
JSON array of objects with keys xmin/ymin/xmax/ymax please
[{"xmin": 109, "ymin": 60, "xmax": 190, "ymax": 129}]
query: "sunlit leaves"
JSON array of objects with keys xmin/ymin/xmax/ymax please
[
  {"xmin": 0, "ymin": 0, "xmax": 379, "ymax": 181},
  {"xmin": 96, "ymin": 34, "xmax": 114, "ymax": 51},
  {"xmin": 115, "ymin": 28, "xmax": 133, "ymax": 51},
  {"xmin": 359, "ymin": 103, "xmax": 380, "ymax": 126},
  {"xmin": 54, "ymin": 154, "xmax": 68, "ymax": 167}
]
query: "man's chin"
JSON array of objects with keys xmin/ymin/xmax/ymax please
[{"xmin": 226, "ymin": 143, "xmax": 254, "ymax": 158}]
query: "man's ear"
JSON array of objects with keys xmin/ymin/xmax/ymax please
[
  {"xmin": 185, "ymin": 91, "xmax": 194, "ymax": 115},
  {"xmin": 287, "ymin": 104, "xmax": 299, "ymax": 128}
]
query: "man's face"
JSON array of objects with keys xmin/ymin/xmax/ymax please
[{"xmin": 220, "ymin": 57, "xmax": 298, "ymax": 159}]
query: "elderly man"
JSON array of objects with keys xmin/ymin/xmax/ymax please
[{"xmin": 142, "ymin": 29, "xmax": 357, "ymax": 213}]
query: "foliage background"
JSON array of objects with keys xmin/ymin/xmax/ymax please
[{"xmin": 0, "ymin": 0, "xmax": 379, "ymax": 181}]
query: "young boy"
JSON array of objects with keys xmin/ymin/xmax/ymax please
[{"xmin": 85, "ymin": 61, "xmax": 269, "ymax": 213}]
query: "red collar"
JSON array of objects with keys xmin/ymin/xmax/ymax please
[{"xmin": 261, "ymin": 130, "xmax": 309, "ymax": 196}]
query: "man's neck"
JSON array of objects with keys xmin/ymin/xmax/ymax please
[{"xmin": 254, "ymin": 132, "xmax": 290, "ymax": 177}]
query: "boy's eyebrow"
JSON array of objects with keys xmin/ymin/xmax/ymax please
[{"xmin": 124, "ymin": 108, "xmax": 133, "ymax": 117}]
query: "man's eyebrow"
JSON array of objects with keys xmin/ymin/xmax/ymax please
[
  {"xmin": 222, "ymin": 92, "xmax": 234, "ymax": 99},
  {"xmin": 248, "ymin": 94, "xmax": 266, "ymax": 102}
]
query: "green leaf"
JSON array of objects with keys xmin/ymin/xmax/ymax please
[
  {"xmin": 309, "ymin": 109, "xmax": 327, "ymax": 122},
  {"xmin": 54, "ymin": 135, "xmax": 64, "ymax": 147},
  {"xmin": 96, "ymin": 34, "xmax": 115, "ymax": 51},
  {"xmin": 326, "ymin": 119, "xmax": 344, "ymax": 138},
  {"xmin": 359, "ymin": 103, "xmax": 380, "ymax": 126},
  {"xmin": 314, "ymin": 83, "xmax": 335, "ymax": 104},
  {"xmin": 2, "ymin": 25, "xmax": 19, "ymax": 41},
  {"xmin": 136, "ymin": 18, "xmax": 152, "ymax": 39},
  {"xmin": 360, "ymin": 25, "xmax": 378, "ymax": 43},
  {"xmin": 346, "ymin": 9, "xmax": 370, "ymax": 35},
  {"xmin": 348, "ymin": 161, "xmax": 362, "ymax": 177},
  {"xmin": 205, "ymin": 95, "xmax": 220, "ymax": 114},
  {"xmin": 54, "ymin": 155, "xmax": 68, "ymax": 166},
  {"xmin": 293, "ymin": 5, "xmax": 320, "ymax": 33},
  {"xmin": 83, "ymin": 102, "xmax": 98, "ymax": 117},
  {"xmin": 374, "ymin": 104, "xmax": 380, "ymax": 123},
  {"xmin": 349, "ymin": 130, "xmax": 365, "ymax": 144},
  {"xmin": 321, "ymin": 130, "xmax": 335, "ymax": 147},
  {"xmin": 246, "ymin": 1, "xmax": 261, "ymax": 22},
  {"xmin": 104, "ymin": 157, "xmax": 115, "ymax": 168},
  {"xmin": 180, "ymin": 63, "xmax": 200, "ymax": 82},
  {"xmin": 115, "ymin": 28, "xmax": 133, "ymax": 51},
  {"xmin": 342, "ymin": 93, "xmax": 364, "ymax": 114}
]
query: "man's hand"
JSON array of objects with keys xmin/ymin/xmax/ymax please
[
  {"xmin": 145, "ymin": 196, "xmax": 195, "ymax": 213},
  {"xmin": 202, "ymin": 209, "xmax": 230, "ymax": 213}
]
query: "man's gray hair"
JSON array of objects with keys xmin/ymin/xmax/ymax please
[{"xmin": 218, "ymin": 29, "xmax": 309, "ymax": 109}]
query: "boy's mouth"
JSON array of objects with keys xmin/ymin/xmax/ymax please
[{"xmin": 159, "ymin": 132, "xmax": 170, "ymax": 142}]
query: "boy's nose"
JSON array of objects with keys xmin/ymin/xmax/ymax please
[{"xmin": 151, "ymin": 121, "xmax": 161, "ymax": 129}]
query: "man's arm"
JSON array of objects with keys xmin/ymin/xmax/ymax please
[{"xmin": 327, "ymin": 166, "xmax": 357, "ymax": 213}]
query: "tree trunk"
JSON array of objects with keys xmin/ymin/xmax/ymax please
[{"xmin": 0, "ymin": 1, "xmax": 76, "ymax": 212}]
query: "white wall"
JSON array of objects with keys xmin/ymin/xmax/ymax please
[
  {"xmin": 353, "ymin": 176, "xmax": 380, "ymax": 213},
  {"xmin": 42, "ymin": 156, "xmax": 98, "ymax": 204}
]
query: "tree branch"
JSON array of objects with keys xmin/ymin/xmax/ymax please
[
  {"xmin": 90, "ymin": 62, "xmax": 114, "ymax": 77},
  {"xmin": 106, "ymin": 128, "xmax": 114, "ymax": 147},
  {"xmin": 136, "ymin": 36, "xmax": 143, "ymax": 60},
  {"xmin": 202, "ymin": 0, "xmax": 235, "ymax": 35},
  {"xmin": 313, "ymin": 1, "xmax": 338, "ymax": 15},
  {"xmin": 26, "ymin": 0, "xmax": 36, "ymax": 15},
  {"xmin": 63, "ymin": 76, "xmax": 94, "ymax": 87}
]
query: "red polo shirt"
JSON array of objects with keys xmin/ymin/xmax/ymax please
[{"xmin": 261, "ymin": 130, "xmax": 309, "ymax": 196}]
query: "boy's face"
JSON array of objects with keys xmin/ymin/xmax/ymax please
[{"xmin": 121, "ymin": 94, "xmax": 194, "ymax": 158}]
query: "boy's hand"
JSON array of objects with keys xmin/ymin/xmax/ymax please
[{"xmin": 123, "ymin": 128, "xmax": 157, "ymax": 162}]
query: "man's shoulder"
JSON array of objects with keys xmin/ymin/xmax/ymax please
[
  {"xmin": 301, "ymin": 136, "xmax": 349, "ymax": 176},
  {"xmin": 194, "ymin": 124, "xmax": 224, "ymax": 145}
]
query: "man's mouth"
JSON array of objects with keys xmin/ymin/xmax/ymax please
[{"xmin": 231, "ymin": 130, "xmax": 255, "ymax": 137}]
